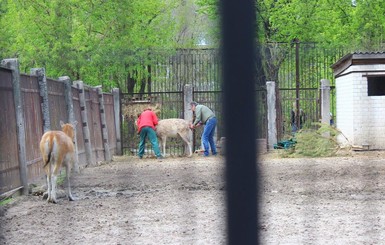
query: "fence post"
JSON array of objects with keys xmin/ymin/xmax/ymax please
[
  {"xmin": 74, "ymin": 80, "xmax": 94, "ymax": 166},
  {"xmin": 112, "ymin": 88, "xmax": 122, "ymax": 155},
  {"xmin": 1, "ymin": 58, "xmax": 28, "ymax": 195},
  {"xmin": 266, "ymin": 81, "xmax": 277, "ymax": 149},
  {"xmin": 31, "ymin": 68, "xmax": 50, "ymax": 132},
  {"xmin": 184, "ymin": 84, "xmax": 194, "ymax": 152},
  {"xmin": 320, "ymin": 79, "xmax": 331, "ymax": 125},
  {"xmin": 96, "ymin": 86, "xmax": 112, "ymax": 162},
  {"xmin": 59, "ymin": 76, "xmax": 80, "ymax": 172}
]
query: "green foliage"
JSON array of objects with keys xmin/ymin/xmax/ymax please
[
  {"xmin": 196, "ymin": 0, "xmax": 217, "ymax": 18},
  {"xmin": 197, "ymin": 0, "xmax": 385, "ymax": 50},
  {"xmin": 0, "ymin": 0, "xmax": 180, "ymax": 90},
  {"xmin": 288, "ymin": 123, "xmax": 341, "ymax": 158},
  {"xmin": 2, "ymin": 0, "xmax": 385, "ymax": 92},
  {"xmin": 57, "ymin": 171, "xmax": 67, "ymax": 186},
  {"xmin": 0, "ymin": 197, "xmax": 13, "ymax": 206}
]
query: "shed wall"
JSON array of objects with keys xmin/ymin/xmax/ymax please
[
  {"xmin": 336, "ymin": 69, "xmax": 354, "ymax": 146},
  {"xmin": 336, "ymin": 64, "xmax": 385, "ymax": 149}
]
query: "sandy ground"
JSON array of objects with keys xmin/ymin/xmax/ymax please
[{"xmin": 1, "ymin": 151, "xmax": 385, "ymax": 244}]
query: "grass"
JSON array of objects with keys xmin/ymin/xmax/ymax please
[
  {"xmin": 0, "ymin": 197, "xmax": 13, "ymax": 206},
  {"xmin": 57, "ymin": 171, "xmax": 67, "ymax": 186}
]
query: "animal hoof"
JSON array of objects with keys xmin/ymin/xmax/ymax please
[{"xmin": 47, "ymin": 198, "xmax": 57, "ymax": 204}]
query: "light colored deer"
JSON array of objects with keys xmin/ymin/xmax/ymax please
[
  {"xmin": 39, "ymin": 121, "xmax": 78, "ymax": 203},
  {"xmin": 156, "ymin": 119, "xmax": 193, "ymax": 157}
]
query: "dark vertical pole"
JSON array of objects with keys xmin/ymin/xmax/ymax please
[
  {"xmin": 220, "ymin": 0, "xmax": 259, "ymax": 244},
  {"xmin": 147, "ymin": 65, "xmax": 152, "ymax": 94},
  {"xmin": 295, "ymin": 40, "xmax": 301, "ymax": 129}
]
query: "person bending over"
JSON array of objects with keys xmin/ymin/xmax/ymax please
[
  {"xmin": 136, "ymin": 108, "xmax": 163, "ymax": 159},
  {"xmin": 189, "ymin": 101, "xmax": 217, "ymax": 157}
]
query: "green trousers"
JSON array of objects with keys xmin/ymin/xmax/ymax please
[{"xmin": 138, "ymin": 127, "xmax": 161, "ymax": 157}]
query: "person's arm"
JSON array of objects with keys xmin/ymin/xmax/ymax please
[
  {"xmin": 193, "ymin": 106, "xmax": 202, "ymax": 126},
  {"xmin": 152, "ymin": 111, "xmax": 159, "ymax": 126},
  {"xmin": 136, "ymin": 115, "xmax": 142, "ymax": 132}
]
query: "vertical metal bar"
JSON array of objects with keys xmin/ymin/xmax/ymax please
[
  {"xmin": 221, "ymin": 0, "xmax": 259, "ymax": 244},
  {"xmin": 295, "ymin": 40, "xmax": 300, "ymax": 130}
]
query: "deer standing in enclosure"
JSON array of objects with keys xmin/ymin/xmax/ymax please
[
  {"xmin": 156, "ymin": 119, "xmax": 193, "ymax": 157},
  {"xmin": 39, "ymin": 121, "xmax": 78, "ymax": 203}
]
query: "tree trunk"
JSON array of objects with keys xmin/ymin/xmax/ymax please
[
  {"xmin": 147, "ymin": 65, "xmax": 152, "ymax": 94},
  {"xmin": 126, "ymin": 70, "xmax": 137, "ymax": 94}
]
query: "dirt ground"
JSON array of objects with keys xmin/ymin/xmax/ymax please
[{"xmin": 2, "ymin": 150, "xmax": 385, "ymax": 244}]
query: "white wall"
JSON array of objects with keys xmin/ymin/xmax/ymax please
[
  {"xmin": 336, "ymin": 68, "xmax": 354, "ymax": 146},
  {"xmin": 336, "ymin": 64, "xmax": 385, "ymax": 149}
]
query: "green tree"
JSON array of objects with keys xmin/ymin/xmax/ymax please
[
  {"xmin": 196, "ymin": 0, "xmax": 385, "ymax": 140},
  {"xmin": 197, "ymin": 0, "xmax": 385, "ymax": 50},
  {"xmin": 0, "ymin": 0, "xmax": 179, "ymax": 91}
]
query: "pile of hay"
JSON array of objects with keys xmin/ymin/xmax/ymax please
[
  {"xmin": 122, "ymin": 103, "xmax": 161, "ymax": 120},
  {"xmin": 284, "ymin": 123, "xmax": 342, "ymax": 158}
]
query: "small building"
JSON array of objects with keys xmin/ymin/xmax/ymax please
[{"xmin": 331, "ymin": 52, "xmax": 385, "ymax": 149}]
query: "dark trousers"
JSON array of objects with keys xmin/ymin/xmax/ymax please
[{"xmin": 138, "ymin": 127, "xmax": 161, "ymax": 157}]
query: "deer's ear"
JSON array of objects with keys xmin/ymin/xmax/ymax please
[
  {"xmin": 60, "ymin": 120, "xmax": 64, "ymax": 127},
  {"xmin": 72, "ymin": 121, "xmax": 78, "ymax": 127}
]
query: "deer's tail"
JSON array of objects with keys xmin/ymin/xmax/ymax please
[{"xmin": 42, "ymin": 137, "xmax": 54, "ymax": 168}]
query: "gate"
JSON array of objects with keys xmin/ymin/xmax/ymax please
[
  {"xmin": 274, "ymin": 42, "xmax": 344, "ymax": 138},
  {"xmin": 120, "ymin": 49, "xmax": 223, "ymax": 156},
  {"xmin": 121, "ymin": 91, "xmax": 185, "ymax": 156},
  {"xmin": 120, "ymin": 45, "xmax": 344, "ymax": 155}
]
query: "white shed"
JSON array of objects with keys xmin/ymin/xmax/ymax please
[{"xmin": 331, "ymin": 52, "xmax": 385, "ymax": 149}]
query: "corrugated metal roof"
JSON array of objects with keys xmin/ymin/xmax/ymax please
[
  {"xmin": 352, "ymin": 51, "xmax": 385, "ymax": 55},
  {"xmin": 331, "ymin": 52, "xmax": 385, "ymax": 77}
]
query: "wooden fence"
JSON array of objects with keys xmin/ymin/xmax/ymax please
[{"xmin": 0, "ymin": 59, "xmax": 122, "ymax": 197}]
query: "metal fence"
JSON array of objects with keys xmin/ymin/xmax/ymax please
[
  {"xmin": 120, "ymin": 45, "xmax": 344, "ymax": 155},
  {"xmin": 121, "ymin": 91, "xmax": 185, "ymax": 156},
  {"xmin": 121, "ymin": 48, "xmax": 263, "ymax": 155},
  {"xmin": 121, "ymin": 49, "xmax": 224, "ymax": 156},
  {"xmin": 0, "ymin": 59, "xmax": 120, "ymax": 196},
  {"xmin": 276, "ymin": 43, "xmax": 346, "ymax": 137}
]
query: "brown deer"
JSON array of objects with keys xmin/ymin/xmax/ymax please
[
  {"xmin": 155, "ymin": 119, "xmax": 193, "ymax": 157},
  {"xmin": 39, "ymin": 121, "xmax": 77, "ymax": 203}
]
